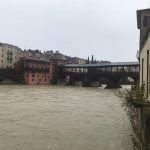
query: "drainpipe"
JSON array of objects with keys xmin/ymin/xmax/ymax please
[{"xmin": 147, "ymin": 50, "xmax": 149, "ymax": 99}]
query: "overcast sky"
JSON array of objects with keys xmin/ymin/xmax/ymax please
[{"xmin": 0, "ymin": 0, "xmax": 149, "ymax": 61}]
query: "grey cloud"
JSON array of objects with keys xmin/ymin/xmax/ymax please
[{"xmin": 0, "ymin": 0, "xmax": 149, "ymax": 61}]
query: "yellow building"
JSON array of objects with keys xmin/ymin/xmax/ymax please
[
  {"xmin": 0, "ymin": 43, "xmax": 20, "ymax": 69},
  {"xmin": 72, "ymin": 57, "xmax": 86, "ymax": 64},
  {"xmin": 137, "ymin": 9, "xmax": 150, "ymax": 99}
]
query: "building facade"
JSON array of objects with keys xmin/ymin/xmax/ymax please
[
  {"xmin": 137, "ymin": 9, "xmax": 150, "ymax": 99},
  {"xmin": 0, "ymin": 43, "xmax": 20, "ymax": 69},
  {"xmin": 21, "ymin": 57, "xmax": 52, "ymax": 85},
  {"xmin": 65, "ymin": 56, "xmax": 86, "ymax": 64}
]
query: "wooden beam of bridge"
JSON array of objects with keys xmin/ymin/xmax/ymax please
[
  {"xmin": 59, "ymin": 61, "xmax": 139, "ymax": 73},
  {"xmin": 58, "ymin": 61, "xmax": 139, "ymax": 88},
  {"xmin": 59, "ymin": 61, "xmax": 139, "ymax": 68}
]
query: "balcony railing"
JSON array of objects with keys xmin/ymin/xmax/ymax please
[
  {"xmin": 23, "ymin": 67, "xmax": 49, "ymax": 73},
  {"xmin": 7, "ymin": 57, "xmax": 13, "ymax": 61},
  {"xmin": 7, "ymin": 51, "xmax": 13, "ymax": 55}
]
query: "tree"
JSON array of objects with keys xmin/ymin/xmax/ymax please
[{"xmin": 91, "ymin": 55, "xmax": 94, "ymax": 64}]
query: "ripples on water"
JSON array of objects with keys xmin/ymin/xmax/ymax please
[{"xmin": 0, "ymin": 85, "xmax": 133, "ymax": 150}]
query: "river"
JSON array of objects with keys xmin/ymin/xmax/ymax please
[{"xmin": 0, "ymin": 85, "xmax": 133, "ymax": 150}]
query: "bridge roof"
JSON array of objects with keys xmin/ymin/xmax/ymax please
[{"xmin": 60, "ymin": 61, "xmax": 139, "ymax": 68}]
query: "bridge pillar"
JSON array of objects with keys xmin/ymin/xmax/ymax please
[
  {"xmin": 74, "ymin": 81, "xmax": 82, "ymax": 86},
  {"xmin": 82, "ymin": 77, "xmax": 90, "ymax": 87},
  {"xmin": 64, "ymin": 75, "xmax": 75, "ymax": 85},
  {"xmin": 105, "ymin": 82, "xmax": 121, "ymax": 89},
  {"xmin": 90, "ymin": 81, "xmax": 100, "ymax": 87},
  {"xmin": 105, "ymin": 78, "xmax": 121, "ymax": 89},
  {"xmin": 132, "ymin": 76, "xmax": 139, "ymax": 85},
  {"xmin": 57, "ymin": 79, "xmax": 65, "ymax": 85}
]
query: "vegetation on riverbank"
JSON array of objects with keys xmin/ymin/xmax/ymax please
[
  {"xmin": 116, "ymin": 83, "xmax": 150, "ymax": 150},
  {"xmin": 116, "ymin": 83, "xmax": 145, "ymax": 103}
]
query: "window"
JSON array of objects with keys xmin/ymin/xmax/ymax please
[
  {"xmin": 32, "ymin": 79, "xmax": 34, "ymax": 81},
  {"xmin": 147, "ymin": 50, "xmax": 149, "ymax": 98},
  {"xmin": 142, "ymin": 58, "xmax": 144, "ymax": 82},
  {"xmin": 144, "ymin": 16, "xmax": 150, "ymax": 27},
  {"xmin": 32, "ymin": 74, "xmax": 35, "ymax": 77},
  {"xmin": 1, "ymin": 54, "xmax": 3, "ymax": 57},
  {"xmin": 1, "ymin": 60, "xmax": 3, "ymax": 63}
]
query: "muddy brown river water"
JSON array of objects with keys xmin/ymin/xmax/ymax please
[{"xmin": 0, "ymin": 85, "xmax": 133, "ymax": 150}]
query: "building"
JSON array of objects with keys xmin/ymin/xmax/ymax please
[
  {"xmin": 51, "ymin": 51, "xmax": 66, "ymax": 82},
  {"xmin": 17, "ymin": 50, "xmax": 67, "ymax": 83},
  {"xmin": 65, "ymin": 56, "xmax": 86, "ymax": 64},
  {"xmin": 18, "ymin": 49, "xmax": 42, "ymax": 58},
  {"xmin": 137, "ymin": 9, "xmax": 150, "ymax": 99},
  {"xmin": 72, "ymin": 57, "xmax": 86, "ymax": 64},
  {"xmin": 19, "ymin": 57, "xmax": 53, "ymax": 85},
  {"xmin": 0, "ymin": 43, "xmax": 20, "ymax": 69}
]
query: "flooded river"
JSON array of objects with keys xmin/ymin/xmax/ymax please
[{"xmin": 0, "ymin": 85, "xmax": 133, "ymax": 150}]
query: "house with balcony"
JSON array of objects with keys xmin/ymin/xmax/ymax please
[
  {"xmin": 20, "ymin": 57, "xmax": 53, "ymax": 85},
  {"xmin": 0, "ymin": 43, "xmax": 20, "ymax": 69}
]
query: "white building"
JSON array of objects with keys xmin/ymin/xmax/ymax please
[
  {"xmin": 0, "ymin": 43, "xmax": 20, "ymax": 69},
  {"xmin": 137, "ymin": 9, "xmax": 150, "ymax": 99}
]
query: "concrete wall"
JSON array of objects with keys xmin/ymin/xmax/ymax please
[
  {"xmin": 140, "ymin": 33, "xmax": 150, "ymax": 100},
  {"xmin": 134, "ymin": 107, "xmax": 150, "ymax": 150}
]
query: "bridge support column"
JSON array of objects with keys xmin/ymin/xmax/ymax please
[
  {"xmin": 57, "ymin": 79, "xmax": 65, "ymax": 85},
  {"xmin": 132, "ymin": 77, "xmax": 139, "ymax": 85},
  {"xmin": 82, "ymin": 77, "xmax": 90, "ymax": 87},
  {"xmin": 90, "ymin": 81, "xmax": 100, "ymax": 87},
  {"xmin": 64, "ymin": 75, "xmax": 75, "ymax": 85},
  {"xmin": 74, "ymin": 81, "xmax": 82, "ymax": 86},
  {"xmin": 64, "ymin": 75, "xmax": 70, "ymax": 85},
  {"xmin": 105, "ymin": 78, "xmax": 121, "ymax": 89}
]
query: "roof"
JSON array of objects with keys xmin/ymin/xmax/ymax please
[
  {"xmin": 137, "ymin": 8, "xmax": 150, "ymax": 29},
  {"xmin": 59, "ymin": 61, "xmax": 139, "ymax": 68},
  {"xmin": 22, "ymin": 57, "xmax": 49, "ymax": 63},
  {"xmin": 0, "ymin": 42, "xmax": 20, "ymax": 49}
]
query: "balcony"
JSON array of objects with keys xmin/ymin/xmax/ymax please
[
  {"xmin": 23, "ymin": 67, "xmax": 49, "ymax": 73},
  {"xmin": 7, "ymin": 51, "xmax": 13, "ymax": 55},
  {"xmin": 7, "ymin": 57, "xmax": 13, "ymax": 61}
]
